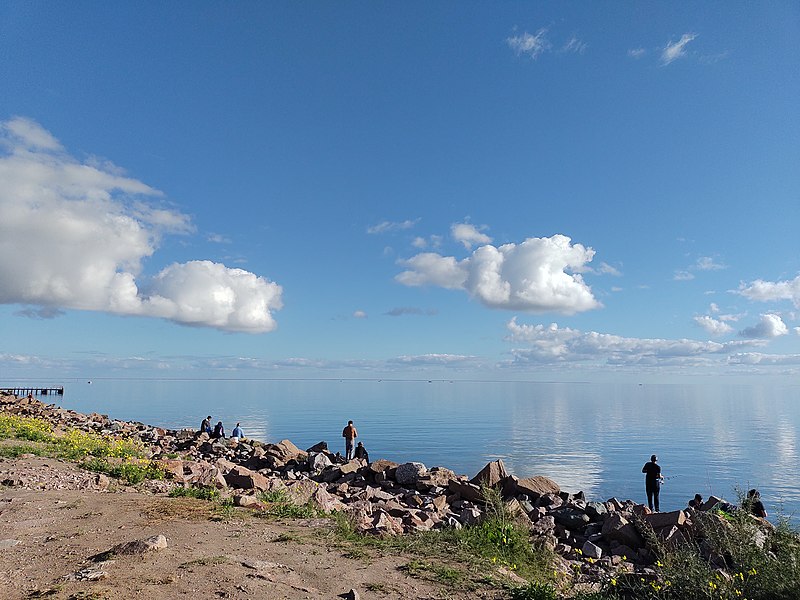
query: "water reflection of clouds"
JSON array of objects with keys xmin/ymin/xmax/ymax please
[{"xmin": 764, "ymin": 419, "xmax": 799, "ymax": 502}]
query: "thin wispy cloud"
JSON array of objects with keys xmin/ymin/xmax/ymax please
[
  {"xmin": 661, "ymin": 33, "xmax": 697, "ymax": 65},
  {"xmin": 385, "ymin": 307, "xmax": 438, "ymax": 317},
  {"xmin": 628, "ymin": 48, "xmax": 646, "ymax": 59},
  {"xmin": 367, "ymin": 219, "xmax": 419, "ymax": 234},
  {"xmin": 561, "ymin": 35, "xmax": 587, "ymax": 54},
  {"xmin": 506, "ymin": 29, "xmax": 551, "ymax": 59},
  {"xmin": 207, "ymin": 233, "xmax": 232, "ymax": 244}
]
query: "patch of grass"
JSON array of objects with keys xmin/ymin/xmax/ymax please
[
  {"xmin": 80, "ymin": 456, "xmax": 165, "ymax": 484},
  {"xmin": 257, "ymin": 488, "xmax": 323, "ymax": 519},
  {"xmin": 364, "ymin": 582, "xmax": 388, "ymax": 593},
  {"xmin": 179, "ymin": 555, "xmax": 230, "ymax": 568},
  {"xmin": 0, "ymin": 443, "xmax": 47, "ymax": 458},
  {"xmin": 400, "ymin": 559, "xmax": 469, "ymax": 587},
  {"xmin": 169, "ymin": 485, "xmax": 221, "ymax": 501},
  {"xmin": 509, "ymin": 582, "xmax": 559, "ymax": 600}
]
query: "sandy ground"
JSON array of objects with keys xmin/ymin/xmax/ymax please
[{"xmin": 0, "ymin": 456, "xmax": 505, "ymax": 600}]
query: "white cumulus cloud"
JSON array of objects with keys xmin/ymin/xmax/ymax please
[
  {"xmin": 396, "ymin": 234, "xmax": 600, "ymax": 314},
  {"xmin": 739, "ymin": 314, "xmax": 789, "ymax": 339},
  {"xmin": 506, "ymin": 318, "xmax": 762, "ymax": 365},
  {"xmin": 0, "ymin": 117, "xmax": 283, "ymax": 333},
  {"xmin": 738, "ymin": 275, "xmax": 800, "ymax": 307},
  {"xmin": 694, "ymin": 315, "xmax": 733, "ymax": 336},
  {"xmin": 451, "ymin": 222, "xmax": 492, "ymax": 249},
  {"xmin": 661, "ymin": 33, "xmax": 697, "ymax": 65}
]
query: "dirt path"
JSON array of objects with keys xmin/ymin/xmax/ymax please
[{"xmin": 0, "ymin": 457, "xmax": 504, "ymax": 600}]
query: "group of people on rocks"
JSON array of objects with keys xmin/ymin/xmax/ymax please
[
  {"xmin": 642, "ymin": 454, "xmax": 768, "ymax": 519},
  {"xmin": 195, "ymin": 418, "xmax": 771, "ymax": 519},
  {"xmin": 199, "ymin": 416, "xmax": 244, "ymax": 442},
  {"xmin": 198, "ymin": 416, "xmax": 369, "ymax": 462}
]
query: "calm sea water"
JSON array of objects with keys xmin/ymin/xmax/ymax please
[{"xmin": 25, "ymin": 379, "xmax": 800, "ymax": 520}]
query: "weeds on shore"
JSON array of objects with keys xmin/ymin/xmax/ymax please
[
  {"xmin": 0, "ymin": 413, "xmax": 163, "ymax": 485},
  {"xmin": 257, "ymin": 488, "xmax": 323, "ymax": 519}
]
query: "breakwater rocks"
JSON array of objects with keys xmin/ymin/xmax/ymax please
[{"xmin": 1, "ymin": 393, "xmax": 777, "ymax": 587}]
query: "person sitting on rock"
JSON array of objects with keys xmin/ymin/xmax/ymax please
[
  {"xmin": 231, "ymin": 422, "xmax": 244, "ymax": 441},
  {"xmin": 211, "ymin": 421, "xmax": 225, "ymax": 439},
  {"xmin": 354, "ymin": 441, "xmax": 369, "ymax": 462},
  {"xmin": 745, "ymin": 488, "xmax": 768, "ymax": 518},
  {"xmin": 688, "ymin": 493, "xmax": 703, "ymax": 509},
  {"xmin": 200, "ymin": 415, "xmax": 212, "ymax": 434}
]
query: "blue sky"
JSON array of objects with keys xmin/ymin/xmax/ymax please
[{"xmin": 1, "ymin": 2, "xmax": 799, "ymax": 382}]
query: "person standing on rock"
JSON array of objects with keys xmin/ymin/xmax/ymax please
[
  {"xmin": 642, "ymin": 454, "xmax": 664, "ymax": 512},
  {"xmin": 342, "ymin": 420, "xmax": 358, "ymax": 460}
]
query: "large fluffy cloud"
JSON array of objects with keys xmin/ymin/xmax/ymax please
[
  {"xmin": 0, "ymin": 117, "xmax": 283, "ymax": 333},
  {"xmin": 738, "ymin": 314, "xmax": 789, "ymax": 339},
  {"xmin": 506, "ymin": 318, "xmax": 762, "ymax": 365},
  {"xmin": 738, "ymin": 275, "xmax": 800, "ymax": 308},
  {"xmin": 396, "ymin": 234, "xmax": 600, "ymax": 314}
]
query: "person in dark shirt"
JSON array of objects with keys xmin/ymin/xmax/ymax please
[
  {"xmin": 688, "ymin": 493, "xmax": 703, "ymax": 509},
  {"xmin": 200, "ymin": 415, "xmax": 212, "ymax": 434},
  {"xmin": 746, "ymin": 488, "xmax": 768, "ymax": 518},
  {"xmin": 211, "ymin": 421, "xmax": 225, "ymax": 439},
  {"xmin": 354, "ymin": 441, "xmax": 369, "ymax": 462},
  {"xmin": 642, "ymin": 454, "xmax": 664, "ymax": 512}
]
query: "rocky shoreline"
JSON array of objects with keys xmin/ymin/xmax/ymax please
[{"xmin": 0, "ymin": 392, "xmax": 776, "ymax": 590}]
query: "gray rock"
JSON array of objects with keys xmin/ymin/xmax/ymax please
[
  {"xmin": 582, "ymin": 540, "xmax": 603, "ymax": 559},
  {"xmin": 395, "ymin": 462, "xmax": 427, "ymax": 486}
]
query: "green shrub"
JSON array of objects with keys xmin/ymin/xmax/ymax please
[
  {"xmin": 81, "ymin": 457, "xmax": 165, "ymax": 485},
  {"xmin": 509, "ymin": 581, "xmax": 558, "ymax": 600},
  {"xmin": 169, "ymin": 486, "xmax": 221, "ymax": 501}
]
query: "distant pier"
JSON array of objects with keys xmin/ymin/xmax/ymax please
[{"xmin": 1, "ymin": 386, "xmax": 64, "ymax": 396}]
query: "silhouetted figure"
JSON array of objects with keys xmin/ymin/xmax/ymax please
[
  {"xmin": 642, "ymin": 454, "xmax": 664, "ymax": 512},
  {"xmin": 688, "ymin": 493, "xmax": 703, "ymax": 509},
  {"xmin": 211, "ymin": 421, "xmax": 225, "ymax": 439},
  {"xmin": 746, "ymin": 488, "xmax": 767, "ymax": 518}
]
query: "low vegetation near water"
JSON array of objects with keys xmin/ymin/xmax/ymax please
[
  {"xmin": 0, "ymin": 412, "xmax": 164, "ymax": 484},
  {"xmin": 3, "ymin": 412, "xmax": 800, "ymax": 599}
]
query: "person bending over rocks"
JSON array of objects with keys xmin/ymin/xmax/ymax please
[
  {"xmin": 642, "ymin": 454, "xmax": 664, "ymax": 512},
  {"xmin": 342, "ymin": 420, "xmax": 358, "ymax": 460}
]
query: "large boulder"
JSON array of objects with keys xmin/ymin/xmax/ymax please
[
  {"xmin": 516, "ymin": 476, "xmax": 560, "ymax": 500},
  {"xmin": 642, "ymin": 510, "xmax": 686, "ymax": 530},
  {"xmin": 470, "ymin": 460, "xmax": 509, "ymax": 488},
  {"xmin": 448, "ymin": 479, "xmax": 484, "ymax": 503},
  {"xmin": 602, "ymin": 513, "xmax": 644, "ymax": 549},
  {"xmin": 395, "ymin": 462, "xmax": 427, "ymax": 487},
  {"xmin": 224, "ymin": 465, "xmax": 270, "ymax": 491}
]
